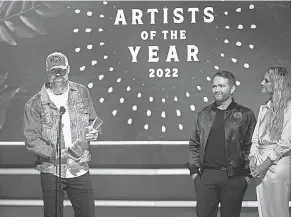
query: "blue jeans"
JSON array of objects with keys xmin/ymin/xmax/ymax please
[{"xmin": 40, "ymin": 171, "xmax": 95, "ymax": 217}]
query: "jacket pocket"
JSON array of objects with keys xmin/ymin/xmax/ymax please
[{"xmin": 40, "ymin": 115, "xmax": 53, "ymax": 129}]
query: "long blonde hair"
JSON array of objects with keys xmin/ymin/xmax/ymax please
[{"xmin": 267, "ymin": 67, "xmax": 291, "ymax": 141}]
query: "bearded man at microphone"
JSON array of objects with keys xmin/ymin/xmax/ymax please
[{"xmin": 23, "ymin": 52, "xmax": 100, "ymax": 217}]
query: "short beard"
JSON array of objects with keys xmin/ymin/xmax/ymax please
[
  {"xmin": 215, "ymin": 94, "xmax": 232, "ymax": 107},
  {"xmin": 51, "ymin": 80, "xmax": 68, "ymax": 95}
]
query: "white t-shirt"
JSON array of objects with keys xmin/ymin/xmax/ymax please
[{"xmin": 47, "ymin": 87, "xmax": 87, "ymax": 178}]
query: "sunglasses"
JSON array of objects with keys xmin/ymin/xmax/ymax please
[{"xmin": 48, "ymin": 67, "xmax": 68, "ymax": 76}]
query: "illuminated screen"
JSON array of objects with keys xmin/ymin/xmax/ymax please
[{"xmin": 0, "ymin": 1, "xmax": 290, "ymax": 141}]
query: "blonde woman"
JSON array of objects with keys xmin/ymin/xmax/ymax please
[{"xmin": 249, "ymin": 67, "xmax": 291, "ymax": 217}]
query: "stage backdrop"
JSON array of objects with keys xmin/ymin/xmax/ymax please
[{"xmin": 0, "ymin": 1, "xmax": 290, "ymax": 141}]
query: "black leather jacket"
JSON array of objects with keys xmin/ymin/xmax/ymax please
[{"xmin": 188, "ymin": 100, "xmax": 256, "ymax": 177}]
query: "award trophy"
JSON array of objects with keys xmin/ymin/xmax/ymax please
[
  {"xmin": 68, "ymin": 116, "xmax": 103, "ymax": 159},
  {"xmin": 88, "ymin": 116, "xmax": 103, "ymax": 134}
]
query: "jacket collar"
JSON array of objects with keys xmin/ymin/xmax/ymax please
[
  {"xmin": 40, "ymin": 80, "xmax": 77, "ymax": 105},
  {"xmin": 211, "ymin": 98, "xmax": 237, "ymax": 111},
  {"xmin": 264, "ymin": 100, "xmax": 272, "ymax": 110}
]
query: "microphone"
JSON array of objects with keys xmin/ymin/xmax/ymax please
[{"xmin": 60, "ymin": 106, "xmax": 66, "ymax": 115}]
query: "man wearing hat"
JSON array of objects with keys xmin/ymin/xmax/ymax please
[{"xmin": 23, "ymin": 52, "xmax": 100, "ymax": 217}]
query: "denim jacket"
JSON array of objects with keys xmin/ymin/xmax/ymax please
[{"xmin": 23, "ymin": 81, "xmax": 97, "ymax": 177}]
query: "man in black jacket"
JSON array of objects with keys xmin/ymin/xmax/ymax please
[{"xmin": 188, "ymin": 71, "xmax": 256, "ymax": 217}]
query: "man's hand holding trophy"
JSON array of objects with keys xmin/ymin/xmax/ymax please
[{"xmin": 67, "ymin": 117, "xmax": 103, "ymax": 162}]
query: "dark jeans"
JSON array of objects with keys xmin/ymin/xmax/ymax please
[
  {"xmin": 40, "ymin": 171, "xmax": 95, "ymax": 217},
  {"xmin": 194, "ymin": 169, "xmax": 248, "ymax": 217}
]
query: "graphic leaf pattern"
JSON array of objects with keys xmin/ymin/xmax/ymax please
[
  {"xmin": 20, "ymin": 15, "xmax": 47, "ymax": 35},
  {"xmin": 0, "ymin": 23, "xmax": 16, "ymax": 45},
  {"xmin": 0, "ymin": 1, "xmax": 67, "ymax": 46},
  {"xmin": 5, "ymin": 20, "xmax": 35, "ymax": 38},
  {"xmin": 0, "ymin": 73, "xmax": 27, "ymax": 131}
]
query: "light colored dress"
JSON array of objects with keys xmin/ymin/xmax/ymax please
[{"xmin": 249, "ymin": 100, "xmax": 291, "ymax": 217}]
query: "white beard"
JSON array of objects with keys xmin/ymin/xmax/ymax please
[{"xmin": 51, "ymin": 80, "xmax": 68, "ymax": 95}]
